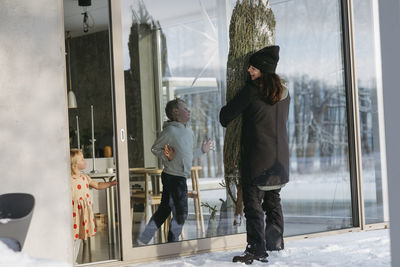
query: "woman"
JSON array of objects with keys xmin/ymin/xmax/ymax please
[{"xmin": 220, "ymin": 45, "xmax": 290, "ymax": 264}]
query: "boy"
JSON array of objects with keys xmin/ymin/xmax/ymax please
[{"xmin": 138, "ymin": 98, "xmax": 213, "ymax": 243}]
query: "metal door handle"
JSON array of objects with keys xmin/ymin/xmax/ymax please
[{"xmin": 120, "ymin": 129, "xmax": 125, "ymax": 142}]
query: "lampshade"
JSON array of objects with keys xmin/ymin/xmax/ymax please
[
  {"xmin": 68, "ymin": 90, "xmax": 78, "ymax": 109},
  {"xmin": 66, "ymin": 33, "xmax": 78, "ymax": 109}
]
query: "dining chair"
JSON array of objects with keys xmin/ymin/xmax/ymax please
[
  {"xmin": 188, "ymin": 166, "xmax": 205, "ymax": 237},
  {"xmin": 163, "ymin": 166, "xmax": 205, "ymax": 240},
  {"xmin": 130, "ymin": 168, "xmax": 163, "ymax": 224}
]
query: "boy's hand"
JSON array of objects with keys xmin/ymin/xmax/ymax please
[
  {"xmin": 109, "ymin": 180, "xmax": 118, "ymax": 186},
  {"xmin": 164, "ymin": 144, "xmax": 175, "ymax": 161},
  {"xmin": 201, "ymin": 138, "xmax": 215, "ymax": 153}
]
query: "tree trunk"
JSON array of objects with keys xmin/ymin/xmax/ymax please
[{"xmin": 225, "ymin": 0, "xmax": 276, "ymax": 225}]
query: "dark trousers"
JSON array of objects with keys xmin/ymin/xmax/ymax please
[
  {"xmin": 242, "ymin": 182, "xmax": 284, "ymax": 254},
  {"xmin": 139, "ymin": 172, "xmax": 188, "ymax": 243}
]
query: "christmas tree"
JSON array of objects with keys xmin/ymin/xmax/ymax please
[{"xmin": 224, "ymin": 0, "xmax": 276, "ymax": 224}]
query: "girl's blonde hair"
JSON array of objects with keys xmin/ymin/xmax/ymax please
[{"xmin": 70, "ymin": 148, "xmax": 82, "ymax": 174}]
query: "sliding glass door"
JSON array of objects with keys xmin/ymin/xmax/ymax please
[
  {"xmin": 353, "ymin": 0, "xmax": 389, "ymax": 225},
  {"xmin": 104, "ymin": 0, "xmax": 387, "ymax": 263},
  {"xmin": 270, "ymin": 0, "xmax": 353, "ymax": 235},
  {"xmin": 64, "ymin": 0, "xmax": 121, "ymax": 264},
  {"xmin": 113, "ymin": 0, "xmax": 355, "ymax": 254},
  {"xmin": 119, "ymin": 0, "xmax": 240, "ymax": 247}
]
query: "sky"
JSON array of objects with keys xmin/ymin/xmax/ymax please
[{"xmin": 0, "ymin": 229, "xmax": 390, "ymax": 266}]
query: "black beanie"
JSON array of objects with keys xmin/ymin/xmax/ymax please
[{"xmin": 249, "ymin": 45, "xmax": 280, "ymax": 73}]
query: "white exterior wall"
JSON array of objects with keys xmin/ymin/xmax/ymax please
[
  {"xmin": 0, "ymin": 0, "xmax": 73, "ymax": 263},
  {"xmin": 378, "ymin": 1, "xmax": 400, "ymax": 266}
]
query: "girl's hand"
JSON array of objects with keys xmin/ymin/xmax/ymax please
[
  {"xmin": 109, "ymin": 180, "xmax": 118, "ymax": 187},
  {"xmin": 201, "ymin": 138, "xmax": 215, "ymax": 153},
  {"xmin": 164, "ymin": 144, "xmax": 175, "ymax": 161}
]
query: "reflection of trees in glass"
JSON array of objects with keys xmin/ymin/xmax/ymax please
[
  {"xmin": 289, "ymin": 75, "xmax": 349, "ymax": 174},
  {"xmin": 358, "ymin": 83, "xmax": 381, "ymax": 180},
  {"xmin": 224, "ymin": 0, "xmax": 275, "ymax": 225},
  {"xmin": 289, "ymin": 75, "xmax": 378, "ymax": 175},
  {"xmin": 358, "ymin": 85, "xmax": 374, "ymax": 155},
  {"xmin": 178, "ymin": 91, "xmax": 224, "ymax": 177}
]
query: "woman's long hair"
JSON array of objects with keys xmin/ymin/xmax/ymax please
[{"xmin": 258, "ymin": 73, "xmax": 284, "ymax": 105}]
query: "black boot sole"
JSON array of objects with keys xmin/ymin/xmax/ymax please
[
  {"xmin": 233, "ymin": 255, "xmax": 268, "ymax": 264},
  {"xmin": 232, "ymin": 256, "xmax": 253, "ymax": 265}
]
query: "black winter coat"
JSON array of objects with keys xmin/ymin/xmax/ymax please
[{"xmin": 220, "ymin": 81, "xmax": 290, "ymax": 186}]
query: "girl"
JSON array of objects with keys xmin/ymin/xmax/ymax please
[
  {"xmin": 70, "ymin": 148, "xmax": 117, "ymax": 261},
  {"xmin": 220, "ymin": 45, "xmax": 290, "ymax": 264}
]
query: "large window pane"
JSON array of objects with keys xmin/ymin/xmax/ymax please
[
  {"xmin": 271, "ymin": 0, "xmax": 353, "ymax": 235},
  {"xmin": 121, "ymin": 0, "xmax": 241, "ymax": 247},
  {"xmin": 353, "ymin": 0, "xmax": 388, "ymax": 224},
  {"xmin": 121, "ymin": 0, "xmax": 355, "ymax": 247}
]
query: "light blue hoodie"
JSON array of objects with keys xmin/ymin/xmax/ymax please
[{"xmin": 151, "ymin": 121, "xmax": 203, "ymax": 178}]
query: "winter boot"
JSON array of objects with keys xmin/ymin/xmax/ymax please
[
  {"xmin": 232, "ymin": 244, "xmax": 268, "ymax": 264},
  {"xmin": 265, "ymin": 224, "xmax": 284, "ymax": 251}
]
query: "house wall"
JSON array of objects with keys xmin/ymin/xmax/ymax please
[
  {"xmin": 378, "ymin": 1, "xmax": 400, "ymax": 266},
  {"xmin": 0, "ymin": 0, "xmax": 73, "ymax": 263}
]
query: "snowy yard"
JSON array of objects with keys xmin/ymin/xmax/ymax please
[
  {"xmin": 129, "ymin": 229, "xmax": 390, "ymax": 267},
  {"xmin": 0, "ymin": 229, "xmax": 390, "ymax": 266}
]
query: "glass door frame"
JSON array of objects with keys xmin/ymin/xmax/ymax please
[
  {"xmin": 108, "ymin": 0, "xmax": 250, "ymax": 263},
  {"xmin": 341, "ymin": 0, "xmax": 389, "ymax": 231},
  {"xmin": 62, "ymin": 0, "xmax": 123, "ymax": 264},
  {"xmin": 107, "ymin": 0, "xmax": 389, "ymax": 264},
  {"xmin": 108, "ymin": 0, "xmax": 132, "ymax": 259},
  {"xmin": 341, "ymin": 0, "xmax": 364, "ymax": 229}
]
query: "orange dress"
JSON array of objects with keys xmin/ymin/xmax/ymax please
[{"xmin": 71, "ymin": 173, "xmax": 96, "ymax": 240}]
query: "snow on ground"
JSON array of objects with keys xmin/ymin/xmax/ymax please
[
  {"xmin": 0, "ymin": 241, "xmax": 70, "ymax": 267},
  {"xmin": 129, "ymin": 229, "xmax": 390, "ymax": 267},
  {"xmin": 0, "ymin": 229, "xmax": 390, "ymax": 267}
]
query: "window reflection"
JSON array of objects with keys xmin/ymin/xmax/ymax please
[
  {"xmin": 271, "ymin": 0, "xmax": 353, "ymax": 235},
  {"xmin": 122, "ymin": 0, "xmax": 355, "ymax": 246},
  {"xmin": 122, "ymin": 0, "xmax": 244, "ymax": 246},
  {"xmin": 353, "ymin": 0, "xmax": 388, "ymax": 224}
]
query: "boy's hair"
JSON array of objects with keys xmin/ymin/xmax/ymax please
[
  {"xmin": 70, "ymin": 148, "xmax": 82, "ymax": 168},
  {"xmin": 165, "ymin": 98, "xmax": 185, "ymax": 121}
]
